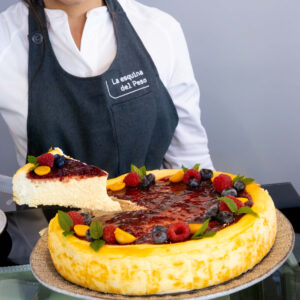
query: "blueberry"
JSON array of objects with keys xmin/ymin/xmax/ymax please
[
  {"xmin": 205, "ymin": 203, "xmax": 219, "ymax": 219},
  {"xmin": 85, "ymin": 229, "xmax": 94, "ymax": 242},
  {"xmin": 140, "ymin": 177, "xmax": 151, "ymax": 189},
  {"xmin": 233, "ymin": 180, "xmax": 246, "ymax": 193},
  {"xmin": 188, "ymin": 178, "xmax": 200, "ymax": 190},
  {"xmin": 145, "ymin": 173, "xmax": 155, "ymax": 185},
  {"xmin": 200, "ymin": 169, "xmax": 213, "ymax": 181},
  {"xmin": 80, "ymin": 212, "xmax": 92, "ymax": 225},
  {"xmin": 54, "ymin": 154, "xmax": 66, "ymax": 167},
  {"xmin": 217, "ymin": 211, "xmax": 233, "ymax": 224},
  {"xmin": 221, "ymin": 188, "xmax": 238, "ymax": 197},
  {"xmin": 152, "ymin": 225, "xmax": 168, "ymax": 244}
]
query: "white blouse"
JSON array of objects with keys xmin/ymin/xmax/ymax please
[{"xmin": 0, "ymin": 0, "xmax": 213, "ymax": 170}]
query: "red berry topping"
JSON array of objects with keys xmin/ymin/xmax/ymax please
[
  {"xmin": 209, "ymin": 221, "xmax": 219, "ymax": 228},
  {"xmin": 67, "ymin": 211, "xmax": 85, "ymax": 230},
  {"xmin": 103, "ymin": 224, "xmax": 117, "ymax": 244},
  {"xmin": 213, "ymin": 174, "xmax": 233, "ymax": 193},
  {"xmin": 219, "ymin": 195, "xmax": 244, "ymax": 212},
  {"xmin": 37, "ymin": 153, "xmax": 54, "ymax": 168},
  {"xmin": 168, "ymin": 222, "xmax": 191, "ymax": 242},
  {"xmin": 183, "ymin": 169, "xmax": 201, "ymax": 184},
  {"xmin": 123, "ymin": 172, "xmax": 141, "ymax": 187}
]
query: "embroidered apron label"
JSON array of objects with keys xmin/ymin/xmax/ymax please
[{"xmin": 106, "ymin": 70, "xmax": 150, "ymax": 99}]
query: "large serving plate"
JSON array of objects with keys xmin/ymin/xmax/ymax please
[{"xmin": 30, "ymin": 210, "xmax": 294, "ymax": 300}]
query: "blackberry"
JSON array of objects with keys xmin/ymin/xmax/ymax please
[
  {"xmin": 217, "ymin": 211, "xmax": 233, "ymax": 224},
  {"xmin": 140, "ymin": 177, "xmax": 151, "ymax": 189},
  {"xmin": 200, "ymin": 169, "xmax": 213, "ymax": 181},
  {"xmin": 221, "ymin": 188, "xmax": 238, "ymax": 197},
  {"xmin": 152, "ymin": 225, "xmax": 168, "ymax": 244},
  {"xmin": 54, "ymin": 154, "xmax": 66, "ymax": 167},
  {"xmin": 80, "ymin": 212, "xmax": 92, "ymax": 225},
  {"xmin": 205, "ymin": 203, "xmax": 219, "ymax": 219},
  {"xmin": 188, "ymin": 178, "xmax": 200, "ymax": 190},
  {"xmin": 233, "ymin": 180, "xmax": 246, "ymax": 193},
  {"xmin": 85, "ymin": 229, "xmax": 94, "ymax": 242},
  {"xmin": 145, "ymin": 173, "xmax": 155, "ymax": 185}
]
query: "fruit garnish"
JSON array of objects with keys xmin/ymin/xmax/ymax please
[
  {"xmin": 90, "ymin": 239, "xmax": 106, "ymax": 252},
  {"xmin": 182, "ymin": 163, "xmax": 200, "ymax": 173},
  {"xmin": 221, "ymin": 187, "xmax": 238, "ymax": 197},
  {"xmin": 237, "ymin": 197, "xmax": 249, "ymax": 204},
  {"xmin": 74, "ymin": 224, "xmax": 90, "ymax": 237},
  {"xmin": 187, "ymin": 178, "xmax": 200, "ymax": 190},
  {"xmin": 233, "ymin": 174, "xmax": 255, "ymax": 185},
  {"xmin": 103, "ymin": 225, "xmax": 117, "ymax": 244},
  {"xmin": 191, "ymin": 219, "xmax": 216, "ymax": 240},
  {"xmin": 80, "ymin": 212, "xmax": 92, "ymax": 225},
  {"xmin": 189, "ymin": 224, "xmax": 203, "ymax": 234},
  {"xmin": 131, "ymin": 164, "xmax": 147, "ymax": 180},
  {"xmin": 54, "ymin": 154, "xmax": 66, "ymax": 168},
  {"xmin": 218, "ymin": 196, "xmax": 259, "ymax": 217},
  {"xmin": 114, "ymin": 228, "xmax": 136, "ymax": 244},
  {"xmin": 205, "ymin": 203, "xmax": 219, "ymax": 219},
  {"xmin": 109, "ymin": 181, "xmax": 126, "ymax": 192},
  {"xmin": 34, "ymin": 166, "xmax": 51, "ymax": 176},
  {"xmin": 88, "ymin": 221, "xmax": 106, "ymax": 251},
  {"xmin": 123, "ymin": 172, "xmax": 141, "ymax": 187},
  {"xmin": 152, "ymin": 225, "xmax": 168, "ymax": 244},
  {"xmin": 140, "ymin": 173, "xmax": 156, "ymax": 189},
  {"xmin": 233, "ymin": 180, "xmax": 246, "ymax": 193},
  {"xmin": 86, "ymin": 229, "xmax": 94, "ymax": 242},
  {"xmin": 183, "ymin": 169, "xmax": 201, "ymax": 184},
  {"xmin": 213, "ymin": 174, "xmax": 233, "ymax": 193},
  {"xmin": 200, "ymin": 169, "xmax": 213, "ymax": 181},
  {"xmin": 216, "ymin": 211, "xmax": 234, "ymax": 224},
  {"xmin": 57, "ymin": 210, "xmax": 74, "ymax": 237},
  {"xmin": 27, "ymin": 155, "xmax": 39, "ymax": 170},
  {"xmin": 37, "ymin": 153, "xmax": 54, "ymax": 168},
  {"xmin": 169, "ymin": 170, "xmax": 184, "ymax": 183},
  {"xmin": 67, "ymin": 211, "xmax": 85, "ymax": 230},
  {"xmin": 168, "ymin": 222, "xmax": 190, "ymax": 242}
]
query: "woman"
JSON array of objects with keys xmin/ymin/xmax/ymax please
[{"xmin": 0, "ymin": 0, "xmax": 213, "ymax": 263}]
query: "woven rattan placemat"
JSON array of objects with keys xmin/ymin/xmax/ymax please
[{"xmin": 30, "ymin": 210, "xmax": 294, "ymax": 300}]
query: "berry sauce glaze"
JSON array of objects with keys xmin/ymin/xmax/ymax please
[
  {"xmin": 27, "ymin": 158, "xmax": 106, "ymax": 181},
  {"xmin": 104, "ymin": 178, "xmax": 253, "ymax": 244}
]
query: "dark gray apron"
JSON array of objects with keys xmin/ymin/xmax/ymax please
[{"xmin": 11, "ymin": 0, "xmax": 178, "ymax": 264}]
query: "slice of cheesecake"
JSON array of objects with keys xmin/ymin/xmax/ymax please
[{"xmin": 13, "ymin": 148, "xmax": 121, "ymax": 211}]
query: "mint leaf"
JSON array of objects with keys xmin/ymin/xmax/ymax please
[
  {"xmin": 201, "ymin": 232, "xmax": 216, "ymax": 238},
  {"xmin": 131, "ymin": 164, "xmax": 145, "ymax": 179},
  {"xmin": 90, "ymin": 239, "xmax": 105, "ymax": 252},
  {"xmin": 58, "ymin": 210, "xmax": 73, "ymax": 232},
  {"xmin": 238, "ymin": 206, "xmax": 259, "ymax": 217},
  {"xmin": 243, "ymin": 178, "xmax": 255, "ymax": 184},
  {"xmin": 192, "ymin": 219, "xmax": 210, "ymax": 239},
  {"xmin": 218, "ymin": 197, "xmax": 238, "ymax": 213},
  {"xmin": 139, "ymin": 166, "xmax": 147, "ymax": 179},
  {"xmin": 63, "ymin": 231, "xmax": 74, "ymax": 237},
  {"xmin": 27, "ymin": 155, "xmax": 38, "ymax": 164},
  {"xmin": 90, "ymin": 221, "xmax": 103, "ymax": 240},
  {"xmin": 181, "ymin": 165, "xmax": 188, "ymax": 173},
  {"xmin": 193, "ymin": 163, "xmax": 200, "ymax": 171}
]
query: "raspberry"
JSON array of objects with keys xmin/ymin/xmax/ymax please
[
  {"xmin": 219, "ymin": 195, "xmax": 244, "ymax": 212},
  {"xmin": 123, "ymin": 172, "xmax": 141, "ymax": 187},
  {"xmin": 209, "ymin": 221, "xmax": 219, "ymax": 228},
  {"xmin": 103, "ymin": 225, "xmax": 117, "ymax": 244},
  {"xmin": 213, "ymin": 174, "xmax": 233, "ymax": 193},
  {"xmin": 67, "ymin": 211, "xmax": 85, "ymax": 230},
  {"xmin": 37, "ymin": 153, "xmax": 54, "ymax": 168},
  {"xmin": 168, "ymin": 222, "xmax": 190, "ymax": 242},
  {"xmin": 183, "ymin": 169, "xmax": 201, "ymax": 184}
]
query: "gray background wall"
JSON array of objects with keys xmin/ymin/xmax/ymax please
[{"xmin": 0, "ymin": 0, "xmax": 299, "ymax": 195}]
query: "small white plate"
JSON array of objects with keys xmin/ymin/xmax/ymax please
[{"xmin": 0, "ymin": 209, "xmax": 7, "ymax": 235}]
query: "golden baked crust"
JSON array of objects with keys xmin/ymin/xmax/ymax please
[{"xmin": 48, "ymin": 170, "xmax": 277, "ymax": 295}]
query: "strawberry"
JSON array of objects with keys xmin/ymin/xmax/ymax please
[
  {"xmin": 183, "ymin": 169, "xmax": 201, "ymax": 184},
  {"xmin": 37, "ymin": 153, "xmax": 54, "ymax": 168},
  {"xmin": 103, "ymin": 224, "xmax": 117, "ymax": 244},
  {"xmin": 67, "ymin": 211, "xmax": 85, "ymax": 230},
  {"xmin": 213, "ymin": 174, "xmax": 233, "ymax": 193},
  {"xmin": 219, "ymin": 195, "xmax": 244, "ymax": 212},
  {"xmin": 123, "ymin": 172, "xmax": 141, "ymax": 187}
]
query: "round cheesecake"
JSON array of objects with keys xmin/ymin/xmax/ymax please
[{"xmin": 48, "ymin": 169, "xmax": 277, "ymax": 295}]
